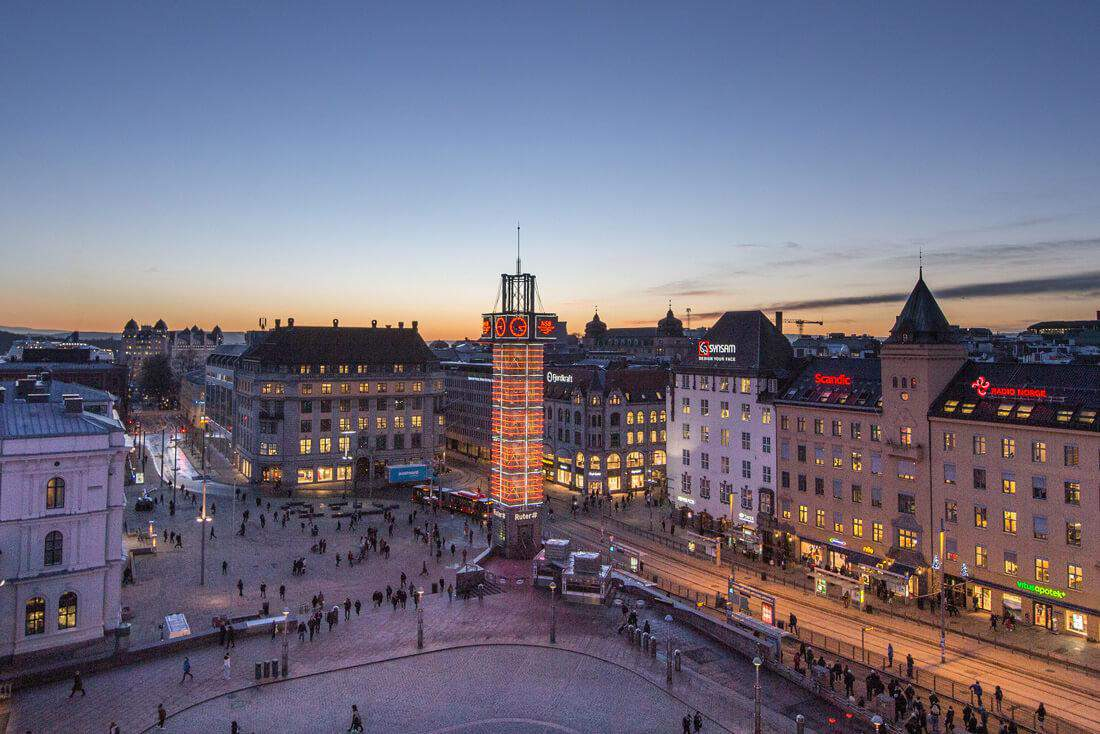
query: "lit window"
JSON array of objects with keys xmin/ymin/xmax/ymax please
[
  {"xmin": 46, "ymin": 477, "xmax": 65, "ymax": 509},
  {"xmin": 1035, "ymin": 557, "xmax": 1050, "ymax": 582},
  {"xmin": 1069, "ymin": 564, "xmax": 1083, "ymax": 590},
  {"xmin": 58, "ymin": 592, "xmax": 77, "ymax": 630},
  {"xmin": 25, "ymin": 597, "xmax": 45, "ymax": 636},
  {"xmin": 1003, "ymin": 510, "xmax": 1017, "ymax": 535},
  {"xmin": 897, "ymin": 529, "xmax": 917, "ymax": 550}
]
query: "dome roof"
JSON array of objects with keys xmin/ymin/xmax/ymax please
[
  {"xmin": 585, "ymin": 308, "xmax": 608, "ymax": 338},
  {"xmin": 153, "ymin": 319, "xmax": 168, "ymax": 331},
  {"xmin": 123, "ymin": 318, "xmax": 139, "ymax": 332},
  {"xmin": 657, "ymin": 305, "xmax": 683, "ymax": 336}
]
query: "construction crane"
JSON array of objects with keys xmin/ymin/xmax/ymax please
[{"xmin": 784, "ymin": 318, "xmax": 823, "ymax": 336}]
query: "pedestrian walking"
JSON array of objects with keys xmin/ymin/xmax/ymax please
[
  {"xmin": 280, "ymin": 584, "xmax": 286, "ymax": 601},
  {"xmin": 906, "ymin": 653, "xmax": 914, "ymax": 678},
  {"xmin": 108, "ymin": 721, "xmax": 121, "ymax": 734},
  {"xmin": 682, "ymin": 714, "xmax": 691, "ymax": 734},
  {"xmin": 887, "ymin": 643, "xmax": 894, "ymax": 669},
  {"xmin": 222, "ymin": 652, "xmax": 231, "ymax": 680},
  {"xmin": 789, "ymin": 612, "xmax": 798, "ymax": 634},
  {"xmin": 180, "ymin": 656, "xmax": 193, "ymax": 684},
  {"xmin": 227, "ymin": 624, "xmax": 236, "ymax": 648},
  {"xmin": 222, "ymin": 559, "xmax": 228, "ymax": 575},
  {"xmin": 157, "ymin": 702, "xmax": 167, "ymax": 729},
  {"xmin": 348, "ymin": 704, "xmax": 364, "ymax": 733},
  {"xmin": 994, "ymin": 685, "xmax": 1003, "ymax": 712},
  {"xmin": 1036, "ymin": 703, "xmax": 1046, "ymax": 730},
  {"xmin": 354, "ymin": 599, "xmax": 361, "ymax": 616},
  {"xmin": 693, "ymin": 710, "xmax": 702, "ymax": 732},
  {"xmin": 237, "ymin": 579, "xmax": 244, "ymax": 596},
  {"xmin": 260, "ymin": 582, "xmax": 267, "ymax": 599},
  {"xmin": 69, "ymin": 671, "xmax": 86, "ymax": 698},
  {"xmin": 970, "ymin": 681, "xmax": 983, "ymax": 708},
  {"xmin": 344, "ymin": 598, "xmax": 351, "ymax": 620}
]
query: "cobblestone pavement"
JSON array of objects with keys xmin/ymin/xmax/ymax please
[
  {"xmin": 123, "ymin": 468, "xmax": 489, "ymax": 645},
  {"xmin": 8, "ymin": 587, "xmax": 855, "ymax": 734}
]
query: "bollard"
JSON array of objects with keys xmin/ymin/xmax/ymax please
[
  {"xmin": 262, "ymin": 660, "xmax": 271, "ymax": 678},
  {"xmin": 271, "ymin": 659, "xmax": 279, "ymax": 678},
  {"xmin": 633, "ymin": 629, "xmax": 642, "ymax": 647},
  {"xmin": 254, "ymin": 662, "xmax": 262, "ymax": 680},
  {"xmin": 795, "ymin": 714, "xmax": 805, "ymax": 734},
  {"xmin": 674, "ymin": 649, "xmax": 682, "ymax": 672},
  {"xmin": 666, "ymin": 640, "xmax": 673, "ymax": 683},
  {"xmin": 642, "ymin": 632, "xmax": 650, "ymax": 650},
  {"xmin": 650, "ymin": 637, "xmax": 658, "ymax": 658}
]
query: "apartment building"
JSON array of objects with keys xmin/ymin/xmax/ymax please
[
  {"xmin": 666, "ymin": 311, "xmax": 793, "ymax": 553},
  {"xmin": 929, "ymin": 362, "xmax": 1100, "ymax": 640}
]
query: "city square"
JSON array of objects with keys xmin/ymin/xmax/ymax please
[{"xmin": 2, "ymin": 3, "xmax": 1100, "ymax": 734}]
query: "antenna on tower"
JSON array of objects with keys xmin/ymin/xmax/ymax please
[
  {"xmin": 919, "ymin": 247, "xmax": 923, "ymax": 278},
  {"xmin": 516, "ymin": 222, "xmax": 522, "ymax": 275}
]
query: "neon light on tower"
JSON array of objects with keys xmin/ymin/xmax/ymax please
[{"xmin": 482, "ymin": 269, "xmax": 557, "ymax": 558}]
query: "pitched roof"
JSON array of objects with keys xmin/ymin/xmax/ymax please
[
  {"xmin": 682, "ymin": 310, "xmax": 793, "ymax": 374},
  {"xmin": 886, "ymin": 272, "xmax": 955, "ymax": 345},
  {"xmin": 775, "ymin": 357, "xmax": 883, "ymax": 412},
  {"xmin": 0, "ymin": 380, "xmax": 121, "ymax": 439},
  {"xmin": 931, "ymin": 362, "xmax": 1100, "ymax": 432},
  {"xmin": 240, "ymin": 325, "xmax": 437, "ymax": 368}
]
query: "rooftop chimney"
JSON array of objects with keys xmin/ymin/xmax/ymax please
[
  {"xmin": 371, "ymin": 320, "xmax": 378, "ymax": 328},
  {"xmin": 275, "ymin": 318, "xmax": 281, "ymax": 329},
  {"xmin": 412, "ymin": 320, "xmax": 418, "ymax": 332},
  {"xmin": 333, "ymin": 318, "xmax": 339, "ymax": 328},
  {"xmin": 27, "ymin": 392, "xmax": 49, "ymax": 404},
  {"xmin": 63, "ymin": 394, "xmax": 84, "ymax": 414},
  {"xmin": 398, "ymin": 321, "xmax": 404, "ymax": 329},
  {"xmin": 287, "ymin": 317, "xmax": 295, "ymax": 327},
  {"xmin": 775, "ymin": 311, "xmax": 784, "ymax": 334}
]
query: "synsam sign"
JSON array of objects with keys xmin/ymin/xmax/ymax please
[{"xmin": 697, "ymin": 341, "xmax": 737, "ymax": 362}]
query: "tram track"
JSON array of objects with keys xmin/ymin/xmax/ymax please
[{"xmin": 550, "ymin": 511, "xmax": 1100, "ymax": 733}]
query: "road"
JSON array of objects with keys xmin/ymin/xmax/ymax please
[{"xmin": 441, "ymin": 458, "xmax": 1099, "ymax": 733}]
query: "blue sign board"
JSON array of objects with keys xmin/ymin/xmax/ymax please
[{"xmin": 388, "ymin": 464, "xmax": 430, "ymax": 483}]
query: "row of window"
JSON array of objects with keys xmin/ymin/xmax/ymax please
[
  {"xmin": 954, "ymin": 467, "xmax": 1083, "ymax": 505},
  {"xmin": 24, "ymin": 593, "xmax": 79, "ymax": 636},
  {"xmin": 679, "ymin": 454, "xmax": 773, "ymax": 483},
  {"xmin": 552, "ymin": 428, "xmax": 666, "ymax": 448},
  {"xmin": 559, "ymin": 450, "xmax": 665, "ymax": 469},
  {"xmin": 780, "ymin": 415, "xmax": 883, "ymax": 441},
  {"xmin": 295, "ymin": 363, "xmax": 433, "ymax": 376},
  {"xmin": 968, "ymin": 547, "xmax": 1085, "ymax": 590},
  {"xmin": 783, "ymin": 502, "xmax": 907, "ymax": 546},
  {"xmin": 551, "ymin": 408, "xmax": 666, "ymax": 426},
  {"xmin": 945, "ymin": 433, "xmax": 1083, "ymax": 467},
  {"xmin": 295, "ymin": 465, "xmax": 353, "ymax": 483},
  {"xmin": 681, "ymin": 398, "xmax": 772, "ymax": 424},
  {"xmin": 966, "ymin": 504, "xmax": 1083, "ymax": 543},
  {"xmin": 680, "ymin": 374, "xmax": 756, "ymax": 393},
  {"xmin": 299, "ymin": 397, "xmax": 424, "ymax": 413}
]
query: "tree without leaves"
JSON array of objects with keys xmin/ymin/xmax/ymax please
[{"xmin": 140, "ymin": 354, "xmax": 177, "ymax": 407}]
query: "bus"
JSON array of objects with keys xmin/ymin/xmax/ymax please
[{"xmin": 412, "ymin": 486, "xmax": 492, "ymax": 520}]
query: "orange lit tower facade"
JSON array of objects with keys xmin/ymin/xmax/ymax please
[{"xmin": 482, "ymin": 272, "xmax": 558, "ymax": 558}]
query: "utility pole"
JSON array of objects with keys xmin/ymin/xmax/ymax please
[
  {"xmin": 159, "ymin": 425, "xmax": 166, "ymax": 488},
  {"xmin": 172, "ymin": 433, "xmax": 179, "ymax": 503},
  {"xmin": 198, "ymin": 416, "xmax": 210, "ymax": 586}
]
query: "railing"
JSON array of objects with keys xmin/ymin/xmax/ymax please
[{"xmin": 592, "ymin": 510, "xmax": 1100, "ymax": 676}]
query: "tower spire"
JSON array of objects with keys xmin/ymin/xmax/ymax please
[
  {"xmin": 516, "ymin": 222, "xmax": 522, "ymax": 275},
  {"xmin": 919, "ymin": 247, "xmax": 923, "ymax": 279}
]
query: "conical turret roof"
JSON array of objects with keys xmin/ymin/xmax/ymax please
[{"xmin": 886, "ymin": 271, "xmax": 955, "ymax": 345}]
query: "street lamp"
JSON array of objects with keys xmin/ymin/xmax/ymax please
[
  {"xmin": 417, "ymin": 590, "xmax": 425, "ymax": 649},
  {"xmin": 871, "ymin": 714, "xmax": 883, "ymax": 733},
  {"xmin": 752, "ymin": 656, "xmax": 762, "ymax": 734},
  {"xmin": 861, "ymin": 626, "xmax": 874, "ymax": 664},
  {"xmin": 281, "ymin": 607, "xmax": 290, "ymax": 677},
  {"xmin": 340, "ymin": 429, "xmax": 356, "ymax": 498},
  {"xmin": 549, "ymin": 581, "xmax": 557, "ymax": 644},
  {"xmin": 938, "ymin": 519, "xmax": 947, "ymax": 664},
  {"xmin": 197, "ymin": 416, "xmax": 212, "ymax": 586}
]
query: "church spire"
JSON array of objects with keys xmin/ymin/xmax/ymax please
[{"xmin": 886, "ymin": 269, "xmax": 955, "ymax": 345}]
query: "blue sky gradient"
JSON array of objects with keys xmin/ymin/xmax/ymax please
[{"xmin": 2, "ymin": 1, "xmax": 1099, "ymax": 338}]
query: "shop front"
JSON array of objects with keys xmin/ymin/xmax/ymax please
[{"xmin": 967, "ymin": 577, "xmax": 1095, "ymax": 640}]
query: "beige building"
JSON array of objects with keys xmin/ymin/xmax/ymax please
[{"xmin": 930, "ymin": 363, "xmax": 1100, "ymax": 640}]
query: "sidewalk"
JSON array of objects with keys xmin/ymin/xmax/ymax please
[{"xmin": 590, "ymin": 496, "xmax": 1100, "ymax": 673}]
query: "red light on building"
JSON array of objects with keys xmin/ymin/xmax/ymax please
[
  {"xmin": 814, "ymin": 373, "xmax": 852, "ymax": 386},
  {"xmin": 481, "ymin": 318, "xmax": 491, "ymax": 336},
  {"xmin": 971, "ymin": 375, "xmax": 1047, "ymax": 400},
  {"xmin": 494, "ymin": 316, "xmax": 507, "ymax": 338},
  {"xmin": 508, "ymin": 315, "xmax": 528, "ymax": 338},
  {"xmin": 537, "ymin": 318, "xmax": 556, "ymax": 336}
]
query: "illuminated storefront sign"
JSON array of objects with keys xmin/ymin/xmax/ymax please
[
  {"xmin": 1016, "ymin": 580, "xmax": 1067, "ymax": 599},
  {"xmin": 862, "ymin": 546, "xmax": 875, "ymax": 555},
  {"xmin": 697, "ymin": 341, "xmax": 737, "ymax": 362},
  {"xmin": 815, "ymin": 373, "xmax": 852, "ymax": 386},
  {"xmin": 676, "ymin": 495, "xmax": 696, "ymax": 505},
  {"xmin": 971, "ymin": 376, "xmax": 1047, "ymax": 400},
  {"xmin": 546, "ymin": 371, "xmax": 573, "ymax": 384},
  {"xmin": 828, "ymin": 537, "xmax": 847, "ymax": 547}
]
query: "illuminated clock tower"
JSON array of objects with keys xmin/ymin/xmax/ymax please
[{"xmin": 482, "ymin": 271, "xmax": 558, "ymax": 558}]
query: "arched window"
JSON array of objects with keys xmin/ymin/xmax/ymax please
[
  {"xmin": 58, "ymin": 592, "xmax": 78, "ymax": 629},
  {"xmin": 606, "ymin": 453, "xmax": 621, "ymax": 471},
  {"xmin": 25, "ymin": 597, "xmax": 45, "ymax": 635},
  {"xmin": 44, "ymin": 530, "xmax": 63, "ymax": 566},
  {"xmin": 652, "ymin": 450, "xmax": 667, "ymax": 466},
  {"xmin": 626, "ymin": 451, "xmax": 644, "ymax": 468},
  {"xmin": 626, "ymin": 412, "xmax": 635, "ymax": 425},
  {"xmin": 635, "ymin": 411, "xmax": 644, "ymax": 425},
  {"xmin": 46, "ymin": 477, "xmax": 65, "ymax": 509},
  {"xmin": 573, "ymin": 411, "xmax": 581, "ymax": 424},
  {"xmin": 575, "ymin": 452, "xmax": 585, "ymax": 468},
  {"xmin": 590, "ymin": 455, "xmax": 601, "ymax": 470},
  {"xmin": 649, "ymin": 410, "xmax": 658, "ymax": 424}
]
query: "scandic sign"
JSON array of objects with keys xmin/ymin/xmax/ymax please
[
  {"xmin": 971, "ymin": 376, "xmax": 1048, "ymax": 400},
  {"xmin": 814, "ymin": 373, "xmax": 852, "ymax": 386}
]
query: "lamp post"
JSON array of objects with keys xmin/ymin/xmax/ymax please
[
  {"xmin": 752, "ymin": 656, "xmax": 762, "ymax": 734},
  {"xmin": 159, "ymin": 425, "xmax": 166, "ymax": 488},
  {"xmin": 549, "ymin": 581, "xmax": 557, "ymax": 644},
  {"xmin": 340, "ymin": 429, "xmax": 356, "ymax": 497},
  {"xmin": 281, "ymin": 607, "xmax": 290, "ymax": 677},
  {"xmin": 939, "ymin": 519, "xmax": 947, "ymax": 664},
  {"xmin": 197, "ymin": 416, "xmax": 212, "ymax": 586},
  {"xmin": 861, "ymin": 625, "xmax": 874, "ymax": 664},
  {"xmin": 171, "ymin": 433, "xmax": 179, "ymax": 503},
  {"xmin": 871, "ymin": 714, "xmax": 883, "ymax": 733},
  {"xmin": 416, "ymin": 589, "xmax": 425, "ymax": 649}
]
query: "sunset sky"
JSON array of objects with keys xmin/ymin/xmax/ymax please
[{"xmin": 2, "ymin": 2, "xmax": 1099, "ymax": 340}]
